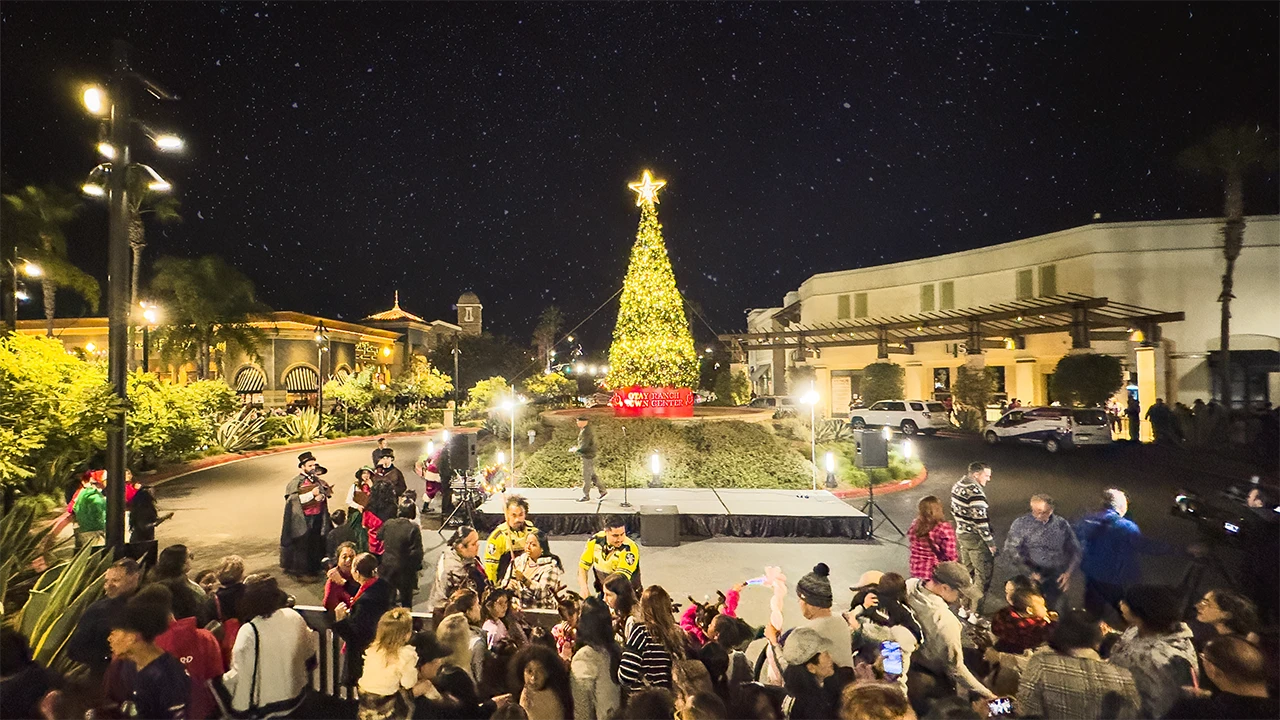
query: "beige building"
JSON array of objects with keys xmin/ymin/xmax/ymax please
[{"xmin": 727, "ymin": 216, "xmax": 1280, "ymax": 424}]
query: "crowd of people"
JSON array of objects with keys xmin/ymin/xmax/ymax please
[{"xmin": 3, "ymin": 451, "xmax": 1277, "ymax": 720}]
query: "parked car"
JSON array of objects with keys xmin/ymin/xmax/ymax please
[
  {"xmin": 983, "ymin": 406, "xmax": 1113, "ymax": 453},
  {"xmin": 582, "ymin": 391, "xmax": 614, "ymax": 408},
  {"xmin": 848, "ymin": 400, "xmax": 951, "ymax": 436},
  {"xmin": 749, "ymin": 396, "xmax": 800, "ymax": 414}
]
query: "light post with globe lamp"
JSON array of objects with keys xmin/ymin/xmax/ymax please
[
  {"xmin": 138, "ymin": 301, "xmax": 160, "ymax": 372},
  {"xmin": 314, "ymin": 322, "xmax": 330, "ymax": 424},
  {"xmin": 4, "ymin": 259, "xmax": 42, "ymax": 331},
  {"xmin": 800, "ymin": 384, "xmax": 821, "ymax": 490},
  {"xmin": 78, "ymin": 41, "xmax": 184, "ymax": 554}
]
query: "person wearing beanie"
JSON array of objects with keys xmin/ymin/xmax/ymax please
[{"xmin": 793, "ymin": 563, "xmax": 855, "ymax": 669}]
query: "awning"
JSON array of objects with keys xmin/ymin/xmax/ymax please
[
  {"xmin": 284, "ymin": 366, "xmax": 319, "ymax": 393},
  {"xmin": 233, "ymin": 366, "xmax": 266, "ymax": 394},
  {"xmin": 720, "ymin": 293, "xmax": 1185, "ymax": 358}
]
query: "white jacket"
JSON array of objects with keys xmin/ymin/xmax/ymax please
[{"xmin": 221, "ymin": 608, "xmax": 316, "ymax": 714}]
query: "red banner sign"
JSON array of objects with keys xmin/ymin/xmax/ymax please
[{"xmin": 609, "ymin": 386, "xmax": 696, "ymax": 417}]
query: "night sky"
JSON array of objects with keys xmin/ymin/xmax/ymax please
[{"xmin": 3, "ymin": 2, "xmax": 1277, "ymax": 351}]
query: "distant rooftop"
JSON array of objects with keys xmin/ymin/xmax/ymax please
[{"xmin": 364, "ymin": 291, "xmax": 426, "ymax": 323}]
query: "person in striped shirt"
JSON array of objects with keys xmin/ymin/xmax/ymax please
[
  {"xmin": 950, "ymin": 461, "xmax": 996, "ymax": 616},
  {"xmin": 617, "ymin": 585, "xmax": 685, "ymax": 694}
]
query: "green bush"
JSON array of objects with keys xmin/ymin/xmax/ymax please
[
  {"xmin": 127, "ymin": 373, "xmax": 237, "ymax": 468},
  {"xmin": 861, "ymin": 363, "xmax": 905, "ymax": 405},
  {"xmin": 462, "ymin": 376, "xmax": 511, "ymax": 420},
  {"xmin": 369, "ymin": 405, "xmax": 404, "ymax": 433},
  {"xmin": 954, "ymin": 365, "xmax": 997, "ymax": 410},
  {"xmin": 1051, "ymin": 353, "xmax": 1124, "ymax": 407},
  {"xmin": 266, "ymin": 437, "xmax": 291, "ymax": 447},
  {"xmin": 954, "ymin": 407, "xmax": 985, "ymax": 433},
  {"xmin": 284, "ymin": 408, "xmax": 322, "ymax": 442},
  {"xmin": 521, "ymin": 419, "xmax": 818, "ymax": 490},
  {"xmin": 215, "ymin": 412, "xmax": 270, "ymax": 453},
  {"xmin": 0, "ymin": 335, "xmax": 121, "ymax": 496}
]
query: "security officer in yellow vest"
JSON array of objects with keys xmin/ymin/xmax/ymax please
[
  {"xmin": 578, "ymin": 514, "xmax": 640, "ymax": 597},
  {"xmin": 482, "ymin": 494, "xmax": 540, "ymax": 584}
]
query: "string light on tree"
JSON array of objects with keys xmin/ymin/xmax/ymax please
[{"xmin": 605, "ymin": 170, "xmax": 699, "ymax": 396}]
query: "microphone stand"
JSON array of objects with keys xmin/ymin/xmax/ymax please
[{"xmin": 620, "ymin": 425, "xmax": 632, "ymax": 508}]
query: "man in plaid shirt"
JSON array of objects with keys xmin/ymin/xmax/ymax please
[{"xmin": 1017, "ymin": 609, "xmax": 1140, "ymax": 719}]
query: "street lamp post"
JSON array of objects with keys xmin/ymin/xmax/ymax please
[
  {"xmin": 801, "ymin": 384, "xmax": 821, "ymax": 490},
  {"xmin": 314, "ymin": 321, "xmax": 329, "ymax": 424},
  {"xmin": 3, "ymin": 259, "xmax": 42, "ymax": 332},
  {"xmin": 81, "ymin": 39, "xmax": 181, "ymax": 555},
  {"xmin": 139, "ymin": 302, "xmax": 159, "ymax": 373}
]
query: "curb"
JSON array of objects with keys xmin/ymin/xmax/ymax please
[
  {"xmin": 144, "ymin": 427, "xmax": 477, "ymax": 487},
  {"xmin": 829, "ymin": 467, "xmax": 929, "ymax": 500}
]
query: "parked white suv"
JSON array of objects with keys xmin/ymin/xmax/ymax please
[
  {"xmin": 849, "ymin": 400, "xmax": 951, "ymax": 436},
  {"xmin": 984, "ymin": 406, "xmax": 1113, "ymax": 453}
]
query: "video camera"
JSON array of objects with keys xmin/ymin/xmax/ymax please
[{"xmin": 1172, "ymin": 480, "xmax": 1279, "ymax": 544}]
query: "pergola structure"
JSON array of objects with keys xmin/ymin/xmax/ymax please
[{"xmin": 720, "ymin": 293, "xmax": 1184, "ymax": 361}]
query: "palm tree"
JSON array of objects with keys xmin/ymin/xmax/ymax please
[
  {"xmin": 125, "ymin": 166, "xmax": 181, "ymax": 309},
  {"xmin": 1, "ymin": 185, "xmax": 99, "ymax": 336},
  {"xmin": 1179, "ymin": 125, "xmax": 1278, "ymax": 408},
  {"xmin": 149, "ymin": 255, "xmax": 270, "ymax": 380}
]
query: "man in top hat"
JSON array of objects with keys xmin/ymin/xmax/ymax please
[
  {"xmin": 373, "ymin": 447, "xmax": 407, "ymax": 497},
  {"xmin": 280, "ymin": 451, "xmax": 334, "ymax": 580},
  {"xmin": 570, "ymin": 416, "xmax": 607, "ymax": 502}
]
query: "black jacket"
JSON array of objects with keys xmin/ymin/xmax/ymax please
[
  {"xmin": 377, "ymin": 518, "xmax": 424, "ymax": 581},
  {"xmin": 575, "ymin": 425, "xmax": 598, "ymax": 459},
  {"xmin": 373, "ymin": 466, "xmax": 407, "ymax": 497},
  {"xmin": 332, "ymin": 577, "xmax": 394, "ymax": 682},
  {"xmin": 66, "ymin": 594, "xmax": 130, "ymax": 671}
]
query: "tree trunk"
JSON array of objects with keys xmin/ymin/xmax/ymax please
[
  {"xmin": 41, "ymin": 276, "xmax": 55, "ymax": 337},
  {"xmin": 1218, "ymin": 172, "xmax": 1245, "ymax": 409},
  {"xmin": 40, "ymin": 233, "xmax": 55, "ymax": 337}
]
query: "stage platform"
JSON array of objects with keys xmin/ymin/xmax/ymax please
[{"xmin": 473, "ymin": 487, "xmax": 872, "ymax": 540}]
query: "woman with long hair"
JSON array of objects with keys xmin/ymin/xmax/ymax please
[
  {"xmin": 1194, "ymin": 589, "xmax": 1260, "ymax": 644},
  {"xmin": 508, "ymin": 644, "xmax": 574, "ymax": 720},
  {"xmin": 357, "ymin": 608, "xmax": 418, "ymax": 720},
  {"xmin": 602, "ymin": 573, "xmax": 637, "ymax": 638},
  {"xmin": 570, "ymin": 597, "xmax": 621, "ymax": 720},
  {"xmin": 427, "ymin": 525, "xmax": 490, "ymax": 613},
  {"xmin": 323, "ymin": 542, "xmax": 361, "ymax": 612},
  {"xmin": 907, "ymin": 496, "xmax": 956, "ymax": 580},
  {"xmin": 618, "ymin": 585, "xmax": 685, "ymax": 693}
]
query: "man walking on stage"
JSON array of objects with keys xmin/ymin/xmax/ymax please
[{"xmin": 570, "ymin": 416, "xmax": 607, "ymax": 502}]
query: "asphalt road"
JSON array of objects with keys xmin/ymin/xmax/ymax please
[{"xmin": 149, "ymin": 430, "xmax": 1263, "ymax": 619}]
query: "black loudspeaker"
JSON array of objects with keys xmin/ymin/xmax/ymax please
[
  {"xmin": 855, "ymin": 429, "xmax": 889, "ymax": 468},
  {"xmin": 449, "ymin": 433, "xmax": 478, "ymax": 471}
]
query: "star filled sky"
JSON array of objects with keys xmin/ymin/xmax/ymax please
[{"xmin": 3, "ymin": 2, "xmax": 1277, "ymax": 350}]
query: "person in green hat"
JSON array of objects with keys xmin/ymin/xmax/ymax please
[{"xmin": 345, "ymin": 465, "xmax": 376, "ymax": 553}]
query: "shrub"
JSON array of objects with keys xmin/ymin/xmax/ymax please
[
  {"xmin": 522, "ymin": 372, "xmax": 575, "ymax": 403},
  {"xmin": 127, "ymin": 373, "xmax": 236, "ymax": 467},
  {"xmin": 954, "ymin": 407, "xmax": 985, "ymax": 433},
  {"xmin": 393, "ymin": 356, "xmax": 453, "ymax": 401},
  {"xmin": 861, "ymin": 363, "xmax": 905, "ymax": 405},
  {"xmin": 283, "ymin": 408, "xmax": 322, "ymax": 442},
  {"xmin": 814, "ymin": 418, "xmax": 853, "ymax": 444},
  {"xmin": 215, "ymin": 412, "xmax": 269, "ymax": 453},
  {"xmin": 1051, "ymin": 353, "xmax": 1124, "ymax": 407},
  {"xmin": 462, "ymin": 376, "xmax": 511, "ymax": 420},
  {"xmin": 0, "ymin": 335, "xmax": 120, "ymax": 496},
  {"xmin": 369, "ymin": 405, "xmax": 404, "ymax": 434}
]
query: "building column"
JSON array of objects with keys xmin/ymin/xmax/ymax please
[
  {"xmin": 772, "ymin": 347, "xmax": 787, "ymax": 396},
  {"xmin": 814, "ymin": 366, "xmax": 832, "ymax": 418},
  {"xmin": 905, "ymin": 363, "xmax": 927, "ymax": 401},
  {"xmin": 1136, "ymin": 346, "xmax": 1157, "ymax": 442},
  {"xmin": 1014, "ymin": 359, "xmax": 1038, "ymax": 406}
]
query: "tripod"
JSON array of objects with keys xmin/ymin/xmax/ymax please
[
  {"xmin": 861, "ymin": 480, "xmax": 904, "ymax": 538},
  {"xmin": 619, "ymin": 426, "xmax": 632, "ymax": 508},
  {"xmin": 438, "ymin": 471, "xmax": 479, "ymax": 537}
]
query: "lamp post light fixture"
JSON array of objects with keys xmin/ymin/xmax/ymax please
[
  {"xmin": 4, "ymin": 258, "xmax": 45, "ymax": 331},
  {"xmin": 78, "ymin": 41, "xmax": 183, "ymax": 555},
  {"xmin": 801, "ymin": 384, "xmax": 821, "ymax": 490},
  {"xmin": 825, "ymin": 451, "xmax": 837, "ymax": 489},
  {"xmin": 901, "ymin": 438, "xmax": 914, "ymax": 461},
  {"xmin": 314, "ymin": 321, "xmax": 330, "ymax": 423},
  {"xmin": 881, "ymin": 425, "xmax": 892, "ymax": 441},
  {"xmin": 139, "ymin": 301, "xmax": 160, "ymax": 372},
  {"xmin": 649, "ymin": 451, "xmax": 662, "ymax": 488}
]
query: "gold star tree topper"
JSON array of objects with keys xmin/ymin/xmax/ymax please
[{"xmin": 628, "ymin": 169, "xmax": 666, "ymax": 207}]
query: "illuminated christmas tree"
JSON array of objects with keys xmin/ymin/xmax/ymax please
[{"xmin": 605, "ymin": 170, "xmax": 700, "ymax": 390}]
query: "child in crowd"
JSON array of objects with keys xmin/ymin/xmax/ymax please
[
  {"xmin": 680, "ymin": 583, "xmax": 744, "ymax": 648},
  {"xmin": 551, "ymin": 592, "xmax": 581, "ymax": 664},
  {"xmin": 991, "ymin": 585, "xmax": 1057, "ymax": 654},
  {"xmin": 357, "ymin": 608, "xmax": 418, "ymax": 719}
]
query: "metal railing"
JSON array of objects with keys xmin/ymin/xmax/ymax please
[{"xmin": 292, "ymin": 605, "xmax": 562, "ymax": 699}]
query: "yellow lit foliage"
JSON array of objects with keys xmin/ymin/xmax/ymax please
[{"xmin": 605, "ymin": 172, "xmax": 699, "ymax": 390}]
